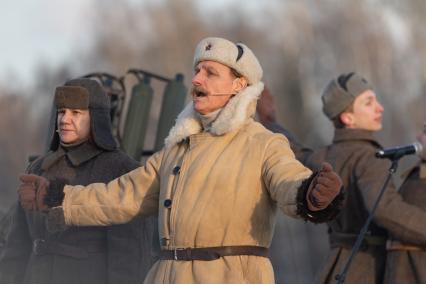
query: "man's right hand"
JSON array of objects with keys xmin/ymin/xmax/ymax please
[
  {"xmin": 306, "ymin": 162, "xmax": 342, "ymax": 211},
  {"xmin": 18, "ymin": 174, "xmax": 49, "ymax": 211}
]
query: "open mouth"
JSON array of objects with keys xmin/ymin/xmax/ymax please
[
  {"xmin": 192, "ymin": 86, "xmax": 209, "ymax": 98},
  {"xmin": 194, "ymin": 90, "xmax": 207, "ymax": 97}
]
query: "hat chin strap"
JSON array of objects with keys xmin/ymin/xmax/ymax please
[{"xmin": 165, "ymin": 81, "xmax": 264, "ymax": 148}]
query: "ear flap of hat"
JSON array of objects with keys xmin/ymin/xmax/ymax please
[
  {"xmin": 49, "ymin": 117, "xmax": 60, "ymax": 151},
  {"xmin": 90, "ymin": 108, "xmax": 117, "ymax": 151}
]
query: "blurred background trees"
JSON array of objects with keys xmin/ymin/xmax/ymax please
[{"xmin": 1, "ymin": 0, "xmax": 426, "ymax": 282}]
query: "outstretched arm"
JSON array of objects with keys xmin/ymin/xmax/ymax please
[
  {"xmin": 18, "ymin": 150, "xmax": 163, "ymax": 227},
  {"xmin": 263, "ymin": 136, "xmax": 343, "ymax": 223}
]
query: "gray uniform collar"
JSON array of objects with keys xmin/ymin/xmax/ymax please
[
  {"xmin": 333, "ymin": 128, "xmax": 382, "ymax": 148},
  {"xmin": 42, "ymin": 141, "xmax": 103, "ymax": 170}
]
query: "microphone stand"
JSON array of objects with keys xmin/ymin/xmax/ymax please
[{"xmin": 335, "ymin": 157, "xmax": 401, "ymax": 284}]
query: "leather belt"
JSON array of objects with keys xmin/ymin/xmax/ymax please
[
  {"xmin": 386, "ymin": 240, "xmax": 426, "ymax": 251},
  {"xmin": 33, "ymin": 238, "xmax": 106, "ymax": 259},
  {"xmin": 160, "ymin": 245, "xmax": 269, "ymax": 261}
]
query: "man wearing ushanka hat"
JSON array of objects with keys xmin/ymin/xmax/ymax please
[{"xmin": 20, "ymin": 37, "xmax": 343, "ymax": 284}]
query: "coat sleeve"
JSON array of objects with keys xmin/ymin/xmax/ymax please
[
  {"xmin": 0, "ymin": 203, "xmax": 32, "ymax": 284},
  {"xmin": 62, "ymin": 150, "xmax": 163, "ymax": 227},
  {"xmin": 263, "ymin": 122, "xmax": 316, "ymax": 167},
  {"xmin": 261, "ymin": 135, "xmax": 313, "ymax": 218},
  {"xmin": 357, "ymin": 150, "xmax": 426, "ymax": 246}
]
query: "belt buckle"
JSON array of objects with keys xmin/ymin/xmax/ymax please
[
  {"xmin": 33, "ymin": 239, "xmax": 47, "ymax": 255},
  {"xmin": 173, "ymin": 248, "xmax": 187, "ymax": 261}
]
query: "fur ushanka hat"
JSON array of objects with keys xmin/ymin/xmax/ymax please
[
  {"xmin": 49, "ymin": 78, "xmax": 117, "ymax": 151},
  {"xmin": 193, "ymin": 37, "xmax": 263, "ymax": 85}
]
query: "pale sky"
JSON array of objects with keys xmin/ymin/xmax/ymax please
[
  {"xmin": 1, "ymin": 0, "xmax": 94, "ymax": 86},
  {"xmin": 0, "ymin": 0, "xmax": 244, "ymax": 87},
  {"xmin": 0, "ymin": 0, "xmax": 406, "ymax": 89}
]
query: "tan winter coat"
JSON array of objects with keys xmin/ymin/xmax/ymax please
[{"xmin": 60, "ymin": 83, "xmax": 313, "ymax": 284}]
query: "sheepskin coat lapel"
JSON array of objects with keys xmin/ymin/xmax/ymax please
[{"xmin": 165, "ymin": 82, "xmax": 264, "ymax": 148}]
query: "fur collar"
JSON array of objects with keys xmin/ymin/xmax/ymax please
[{"xmin": 165, "ymin": 82, "xmax": 264, "ymax": 148}]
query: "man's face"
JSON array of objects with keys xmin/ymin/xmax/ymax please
[
  {"xmin": 57, "ymin": 108, "xmax": 91, "ymax": 144},
  {"xmin": 342, "ymin": 90, "xmax": 384, "ymax": 131},
  {"xmin": 191, "ymin": 60, "xmax": 244, "ymax": 115}
]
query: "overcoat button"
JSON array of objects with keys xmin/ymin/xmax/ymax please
[
  {"xmin": 164, "ymin": 199, "xmax": 172, "ymax": 208},
  {"xmin": 173, "ymin": 166, "xmax": 181, "ymax": 175}
]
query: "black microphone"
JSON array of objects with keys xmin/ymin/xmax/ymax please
[{"xmin": 376, "ymin": 142, "xmax": 423, "ymax": 159}]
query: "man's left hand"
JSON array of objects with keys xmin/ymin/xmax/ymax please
[{"xmin": 306, "ymin": 162, "xmax": 342, "ymax": 211}]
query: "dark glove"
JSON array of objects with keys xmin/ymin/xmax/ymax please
[
  {"xmin": 306, "ymin": 162, "xmax": 342, "ymax": 211},
  {"xmin": 18, "ymin": 174, "xmax": 50, "ymax": 212},
  {"xmin": 18, "ymin": 175, "xmax": 37, "ymax": 211}
]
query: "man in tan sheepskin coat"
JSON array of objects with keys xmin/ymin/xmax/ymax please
[{"xmin": 19, "ymin": 37, "xmax": 343, "ymax": 284}]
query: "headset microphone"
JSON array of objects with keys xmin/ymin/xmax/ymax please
[{"xmin": 207, "ymin": 93, "xmax": 236, "ymax": 96}]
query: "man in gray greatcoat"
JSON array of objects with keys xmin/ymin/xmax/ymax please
[
  {"xmin": 256, "ymin": 73, "xmax": 426, "ymax": 283},
  {"xmin": 0, "ymin": 78, "xmax": 157, "ymax": 284},
  {"xmin": 384, "ymin": 121, "xmax": 426, "ymax": 284},
  {"xmin": 315, "ymin": 72, "xmax": 426, "ymax": 284}
]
